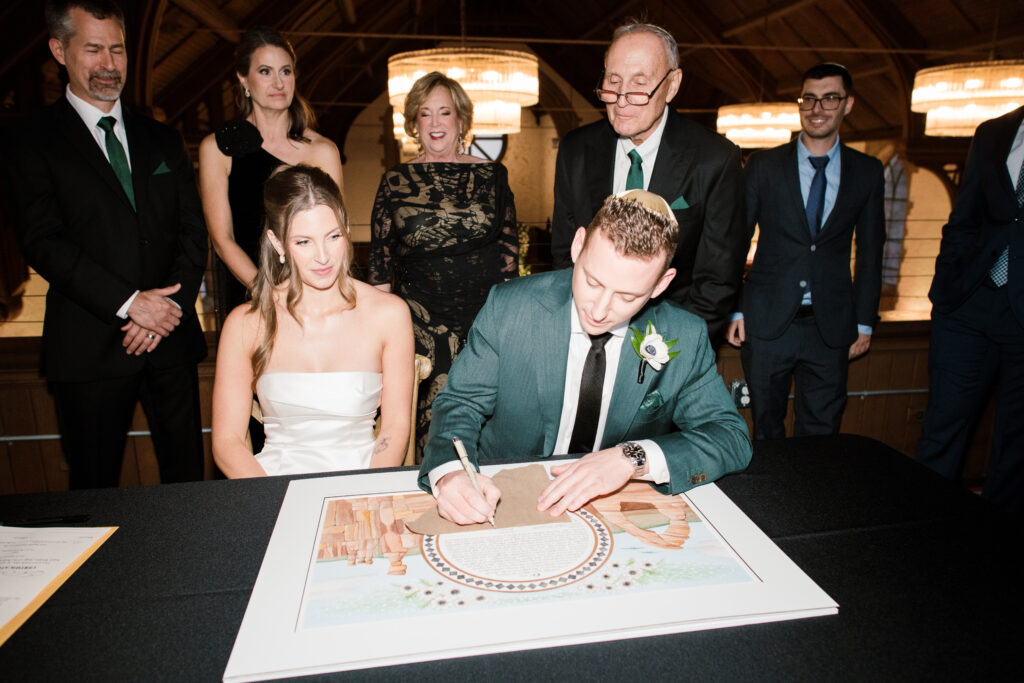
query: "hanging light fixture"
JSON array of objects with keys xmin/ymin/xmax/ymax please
[
  {"xmin": 911, "ymin": 60, "xmax": 1024, "ymax": 137},
  {"xmin": 716, "ymin": 102, "xmax": 801, "ymax": 149},
  {"xmin": 715, "ymin": 7, "xmax": 801, "ymax": 151},
  {"xmin": 387, "ymin": 47, "xmax": 539, "ymax": 141}
]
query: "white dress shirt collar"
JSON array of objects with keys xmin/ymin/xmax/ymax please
[
  {"xmin": 613, "ymin": 105, "xmax": 670, "ymax": 193},
  {"xmin": 65, "ymin": 84, "xmax": 130, "ymax": 168}
]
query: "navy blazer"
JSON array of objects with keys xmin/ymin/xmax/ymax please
[
  {"xmin": 930, "ymin": 105, "xmax": 1024, "ymax": 324},
  {"xmin": 3, "ymin": 98, "xmax": 208, "ymax": 382},
  {"xmin": 740, "ymin": 139, "xmax": 886, "ymax": 348},
  {"xmin": 550, "ymin": 109, "xmax": 747, "ymax": 337}
]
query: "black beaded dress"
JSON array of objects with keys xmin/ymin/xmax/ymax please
[
  {"xmin": 369, "ymin": 162, "xmax": 518, "ymax": 461},
  {"xmin": 212, "ymin": 120, "xmax": 284, "ymax": 325}
]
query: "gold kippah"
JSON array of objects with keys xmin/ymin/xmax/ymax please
[{"xmin": 614, "ymin": 189, "xmax": 676, "ymax": 223}]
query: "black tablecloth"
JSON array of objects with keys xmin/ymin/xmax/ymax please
[{"xmin": 0, "ymin": 435, "xmax": 1019, "ymax": 681}]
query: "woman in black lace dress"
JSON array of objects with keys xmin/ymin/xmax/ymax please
[
  {"xmin": 369, "ymin": 72, "xmax": 518, "ymax": 461},
  {"xmin": 199, "ymin": 27, "xmax": 343, "ymax": 326}
]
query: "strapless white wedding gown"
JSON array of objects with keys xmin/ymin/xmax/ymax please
[{"xmin": 254, "ymin": 371, "xmax": 382, "ymax": 475}]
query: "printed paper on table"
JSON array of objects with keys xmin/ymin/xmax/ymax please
[
  {"xmin": 223, "ymin": 464, "xmax": 837, "ymax": 681},
  {"xmin": 0, "ymin": 525, "xmax": 117, "ymax": 646}
]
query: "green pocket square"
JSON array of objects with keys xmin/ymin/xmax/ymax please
[
  {"xmin": 670, "ymin": 196, "xmax": 689, "ymax": 210},
  {"xmin": 640, "ymin": 391, "xmax": 664, "ymax": 412},
  {"xmin": 153, "ymin": 161, "xmax": 171, "ymax": 175}
]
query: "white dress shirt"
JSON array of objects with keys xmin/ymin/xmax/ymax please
[
  {"xmin": 428, "ymin": 301, "xmax": 671, "ymax": 493},
  {"xmin": 65, "ymin": 86, "xmax": 144, "ymax": 319},
  {"xmin": 65, "ymin": 85, "xmax": 131, "ymax": 170},
  {"xmin": 733, "ymin": 133, "xmax": 871, "ymax": 335},
  {"xmin": 612, "ymin": 105, "xmax": 670, "ymax": 193}
]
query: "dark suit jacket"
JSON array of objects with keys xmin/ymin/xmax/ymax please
[
  {"xmin": 740, "ymin": 140, "xmax": 885, "ymax": 348},
  {"xmin": 3, "ymin": 98, "xmax": 208, "ymax": 382},
  {"xmin": 929, "ymin": 105, "xmax": 1024, "ymax": 325},
  {"xmin": 550, "ymin": 110, "xmax": 747, "ymax": 337},
  {"xmin": 418, "ymin": 269, "xmax": 752, "ymax": 495}
]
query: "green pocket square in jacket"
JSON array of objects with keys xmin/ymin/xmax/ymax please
[
  {"xmin": 153, "ymin": 161, "xmax": 171, "ymax": 175},
  {"xmin": 670, "ymin": 196, "xmax": 689, "ymax": 210},
  {"xmin": 640, "ymin": 391, "xmax": 664, "ymax": 412}
]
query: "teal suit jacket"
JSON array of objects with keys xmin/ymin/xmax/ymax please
[{"xmin": 418, "ymin": 269, "xmax": 752, "ymax": 494}]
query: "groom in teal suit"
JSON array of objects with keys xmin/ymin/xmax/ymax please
[{"xmin": 419, "ymin": 190, "xmax": 752, "ymax": 524}]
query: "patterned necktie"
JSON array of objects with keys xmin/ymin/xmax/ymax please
[
  {"xmin": 988, "ymin": 158, "xmax": 1024, "ymax": 287},
  {"xmin": 569, "ymin": 332, "xmax": 613, "ymax": 454},
  {"xmin": 97, "ymin": 116, "xmax": 135, "ymax": 210},
  {"xmin": 805, "ymin": 155, "xmax": 830, "ymax": 237},
  {"xmin": 625, "ymin": 149, "xmax": 644, "ymax": 190}
]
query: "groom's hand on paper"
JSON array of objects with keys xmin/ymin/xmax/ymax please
[
  {"xmin": 435, "ymin": 471, "xmax": 501, "ymax": 525},
  {"xmin": 538, "ymin": 448, "xmax": 633, "ymax": 517}
]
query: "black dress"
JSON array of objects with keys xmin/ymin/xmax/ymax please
[
  {"xmin": 369, "ymin": 162, "xmax": 518, "ymax": 461},
  {"xmin": 212, "ymin": 120, "xmax": 284, "ymax": 325}
]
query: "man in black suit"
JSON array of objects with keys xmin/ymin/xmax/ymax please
[
  {"xmin": 550, "ymin": 21, "xmax": 746, "ymax": 341},
  {"xmin": 917, "ymin": 105, "xmax": 1024, "ymax": 515},
  {"xmin": 4, "ymin": 0, "xmax": 207, "ymax": 488},
  {"xmin": 725, "ymin": 63, "xmax": 885, "ymax": 439}
]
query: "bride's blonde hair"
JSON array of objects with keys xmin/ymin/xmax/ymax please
[{"xmin": 249, "ymin": 165, "xmax": 354, "ymax": 389}]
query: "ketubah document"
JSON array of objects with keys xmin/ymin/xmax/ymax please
[{"xmin": 223, "ymin": 463, "xmax": 837, "ymax": 681}]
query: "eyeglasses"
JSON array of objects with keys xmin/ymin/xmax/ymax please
[
  {"xmin": 595, "ymin": 69, "xmax": 676, "ymax": 106},
  {"xmin": 796, "ymin": 94, "xmax": 848, "ymax": 111}
]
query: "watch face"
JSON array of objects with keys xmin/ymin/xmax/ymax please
[{"xmin": 621, "ymin": 443, "xmax": 645, "ymax": 471}]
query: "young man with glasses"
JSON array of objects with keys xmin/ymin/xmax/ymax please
[
  {"xmin": 725, "ymin": 62, "xmax": 886, "ymax": 440},
  {"xmin": 551, "ymin": 21, "xmax": 746, "ymax": 344}
]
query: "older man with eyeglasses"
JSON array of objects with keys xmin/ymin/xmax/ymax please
[
  {"xmin": 725, "ymin": 62, "xmax": 886, "ymax": 440},
  {"xmin": 551, "ymin": 20, "xmax": 747, "ymax": 344}
]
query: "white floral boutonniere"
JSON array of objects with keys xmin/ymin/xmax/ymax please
[{"xmin": 629, "ymin": 321, "xmax": 679, "ymax": 383}]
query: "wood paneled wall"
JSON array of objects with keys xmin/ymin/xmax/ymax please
[{"xmin": 0, "ymin": 323, "xmax": 993, "ymax": 495}]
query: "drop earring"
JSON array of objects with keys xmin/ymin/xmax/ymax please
[
  {"xmin": 245, "ymin": 87, "xmax": 251, "ymax": 98},
  {"xmin": 278, "ymin": 253, "xmax": 285, "ymax": 265}
]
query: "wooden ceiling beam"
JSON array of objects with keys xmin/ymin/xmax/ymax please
[
  {"xmin": 843, "ymin": 0, "xmax": 925, "ymax": 141},
  {"xmin": 158, "ymin": 0, "xmax": 321, "ymax": 126},
  {"xmin": 721, "ymin": 0, "xmax": 820, "ymax": 38},
  {"xmin": 302, "ymin": 0, "xmax": 418, "ymax": 98},
  {"xmin": 775, "ymin": 58, "xmax": 892, "ymax": 93},
  {"xmin": 665, "ymin": 3, "xmax": 771, "ymax": 102},
  {"xmin": 169, "ymin": 0, "xmax": 240, "ymax": 43},
  {"xmin": 335, "ymin": 0, "xmax": 358, "ymax": 25},
  {"xmin": 0, "ymin": 29, "xmax": 46, "ymax": 81}
]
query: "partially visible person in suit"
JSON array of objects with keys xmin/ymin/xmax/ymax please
[
  {"xmin": 4, "ymin": 0, "xmax": 208, "ymax": 489},
  {"xmin": 419, "ymin": 190, "xmax": 752, "ymax": 525},
  {"xmin": 550, "ymin": 20, "xmax": 746, "ymax": 341},
  {"xmin": 916, "ymin": 105, "xmax": 1024, "ymax": 515},
  {"xmin": 199, "ymin": 26, "xmax": 343, "ymax": 328},
  {"xmin": 725, "ymin": 62, "xmax": 885, "ymax": 440}
]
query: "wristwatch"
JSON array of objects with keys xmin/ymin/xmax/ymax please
[{"xmin": 618, "ymin": 441, "xmax": 647, "ymax": 477}]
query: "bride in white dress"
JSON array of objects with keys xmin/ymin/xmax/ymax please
[{"xmin": 212, "ymin": 165, "xmax": 414, "ymax": 476}]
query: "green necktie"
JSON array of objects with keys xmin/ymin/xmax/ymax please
[
  {"xmin": 626, "ymin": 148, "xmax": 644, "ymax": 190},
  {"xmin": 97, "ymin": 116, "xmax": 135, "ymax": 210}
]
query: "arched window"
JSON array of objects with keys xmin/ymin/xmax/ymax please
[
  {"xmin": 882, "ymin": 155, "xmax": 908, "ymax": 291},
  {"xmin": 468, "ymin": 135, "xmax": 507, "ymax": 162}
]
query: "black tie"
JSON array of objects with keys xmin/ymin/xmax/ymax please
[
  {"xmin": 569, "ymin": 332, "xmax": 612, "ymax": 454},
  {"xmin": 806, "ymin": 155, "xmax": 829, "ymax": 236}
]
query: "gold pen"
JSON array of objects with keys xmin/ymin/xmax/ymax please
[{"xmin": 452, "ymin": 436, "xmax": 496, "ymax": 527}]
